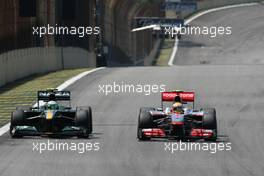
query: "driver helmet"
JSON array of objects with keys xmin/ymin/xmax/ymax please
[
  {"xmin": 47, "ymin": 101, "xmax": 59, "ymax": 110},
  {"xmin": 171, "ymin": 102, "xmax": 184, "ymax": 114}
]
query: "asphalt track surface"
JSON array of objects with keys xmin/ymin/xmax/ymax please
[{"xmin": 1, "ymin": 5, "xmax": 264, "ymax": 176}]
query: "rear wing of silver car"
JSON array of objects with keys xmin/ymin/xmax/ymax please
[{"xmin": 161, "ymin": 91, "xmax": 195, "ymax": 109}]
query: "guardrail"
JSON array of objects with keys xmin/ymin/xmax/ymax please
[{"xmin": 0, "ymin": 47, "xmax": 96, "ymax": 87}]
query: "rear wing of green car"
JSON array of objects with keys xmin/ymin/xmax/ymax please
[{"xmin": 37, "ymin": 90, "xmax": 71, "ymax": 102}]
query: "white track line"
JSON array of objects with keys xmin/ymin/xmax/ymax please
[
  {"xmin": 168, "ymin": 2, "xmax": 259, "ymax": 66},
  {"xmin": 0, "ymin": 123, "xmax": 10, "ymax": 136},
  {"xmin": 0, "ymin": 67, "xmax": 105, "ymax": 136},
  {"xmin": 57, "ymin": 67, "xmax": 105, "ymax": 91},
  {"xmin": 168, "ymin": 38, "xmax": 179, "ymax": 66}
]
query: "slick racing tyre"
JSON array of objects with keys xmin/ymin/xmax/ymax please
[
  {"xmin": 76, "ymin": 106, "xmax": 93, "ymax": 133},
  {"xmin": 10, "ymin": 110, "xmax": 25, "ymax": 138},
  {"xmin": 139, "ymin": 107, "xmax": 155, "ymax": 115},
  {"xmin": 137, "ymin": 107, "xmax": 154, "ymax": 141},
  {"xmin": 139, "ymin": 107, "xmax": 161, "ymax": 120},
  {"xmin": 203, "ymin": 108, "xmax": 217, "ymax": 141},
  {"xmin": 76, "ymin": 107, "xmax": 93, "ymax": 138},
  {"xmin": 16, "ymin": 106, "xmax": 31, "ymax": 111},
  {"xmin": 11, "ymin": 110, "xmax": 25, "ymax": 126}
]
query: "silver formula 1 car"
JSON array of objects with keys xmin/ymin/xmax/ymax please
[{"xmin": 137, "ymin": 91, "xmax": 217, "ymax": 141}]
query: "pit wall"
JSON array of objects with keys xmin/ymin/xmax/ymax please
[{"xmin": 0, "ymin": 47, "xmax": 96, "ymax": 87}]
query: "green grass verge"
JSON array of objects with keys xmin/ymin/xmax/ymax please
[
  {"xmin": 0, "ymin": 68, "xmax": 91, "ymax": 127},
  {"xmin": 153, "ymin": 39, "xmax": 175, "ymax": 66}
]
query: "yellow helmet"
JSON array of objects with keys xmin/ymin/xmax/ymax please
[{"xmin": 172, "ymin": 102, "xmax": 183, "ymax": 113}]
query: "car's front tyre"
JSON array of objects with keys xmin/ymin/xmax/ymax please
[
  {"xmin": 203, "ymin": 108, "xmax": 217, "ymax": 141},
  {"xmin": 10, "ymin": 110, "xmax": 25, "ymax": 138},
  {"xmin": 76, "ymin": 107, "xmax": 93, "ymax": 138},
  {"xmin": 137, "ymin": 107, "xmax": 154, "ymax": 141}
]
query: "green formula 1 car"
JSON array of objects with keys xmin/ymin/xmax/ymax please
[{"xmin": 10, "ymin": 89, "xmax": 92, "ymax": 138}]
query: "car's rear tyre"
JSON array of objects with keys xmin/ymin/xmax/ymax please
[
  {"xmin": 85, "ymin": 107, "xmax": 93, "ymax": 135},
  {"xmin": 10, "ymin": 110, "xmax": 25, "ymax": 138},
  {"xmin": 139, "ymin": 107, "xmax": 155, "ymax": 115},
  {"xmin": 140, "ymin": 107, "xmax": 160, "ymax": 120},
  {"xmin": 16, "ymin": 106, "xmax": 31, "ymax": 111},
  {"xmin": 76, "ymin": 106, "xmax": 93, "ymax": 133},
  {"xmin": 11, "ymin": 110, "xmax": 25, "ymax": 126},
  {"xmin": 203, "ymin": 108, "xmax": 217, "ymax": 141},
  {"xmin": 76, "ymin": 107, "xmax": 93, "ymax": 138},
  {"xmin": 137, "ymin": 107, "xmax": 154, "ymax": 141}
]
